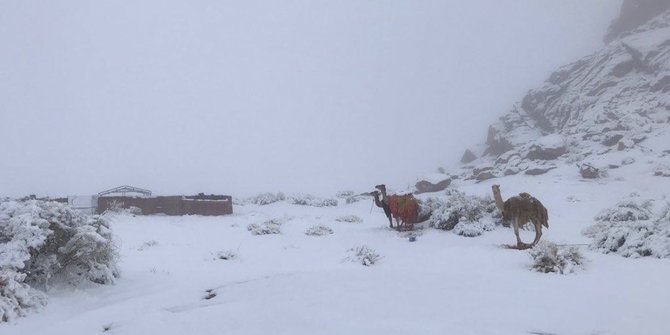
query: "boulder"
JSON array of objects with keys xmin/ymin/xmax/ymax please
[
  {"xmin": 460, "ymin": 149, "xmax": 477, "ymax": 164},
  {"xmin": 484, "ymin": 126, "xmax": 514, "ymax": 156},
  {"xmin": 578, "ymin": 163, "xmax": 604, "ymax": 179},
  {"xmin": 504, "ymin": 168, "xmax": 519, "ymax": 176},
  {"xmin": 602, "ymin": 133, "xmax": 624, "ymax": 146},
  {"xmin": 475, "ymin": 171, "xmax": 496, "ymax": 182},
  {"xmin": 525, "ymin": 167, "xmax": 556, "ymax": 176},
  {"xmin": 415, "ymin": 179, "xmax": 451, "ymax": 194},
  {"xmin": 525, "ymin": 134, "xmax": 567, "ymax": 160}
]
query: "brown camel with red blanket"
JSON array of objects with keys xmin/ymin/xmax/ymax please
[{"xmin": 373, "ymin": 184, "xmax": 421, "ymax": 230}]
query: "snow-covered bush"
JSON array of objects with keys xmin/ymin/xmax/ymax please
[
  {"xmin": 345, "ymin": 195, "xmax": 366, "ymax": 204},
  {"xmin": 453, "ymin": 219, "xmax": 496, "ymax": 237},
  {"xmin": 335, "ymin": 215, "xmax": 362, "ymax": 223},
  {"xmin": 247, "ymin": 219, "xmax": 282, "ymax": 235},
  {"xmin": 244, "ymin": 192, "xmax": 286, "ymax": 206},
  {"xmin": 335, "ymin": 191, "xmax": 366, "ymax": 204},
  {"xmin": 654, "ymin": 164, "xmax": 670, "ymax": 177},
  {"xmin": 584, "ymin": 195, "xmax": 670, "ymax": 258},
  {"xmin": 344, "ymin": 245, "xmax": 382, "ymax": 266},
  {"xmin": 0, "ymin": 272, "xmax": 47, "ymax": 322},
  {"xmin": 102, "ymin": 201, "xmax": 142, "ymax": 216},
  {"xmin": 528, "ymin": 241, "xmax": 585, "ymax": 274},
  {"xmin": 0, "ymin": 200, "xmax": 119, "ymax": 322},
  {"xmin": 305, "ymin": 225, "xmax": 333, "ymax": 236},
  {"xmin": 335, "ymin": 190, "xmax": 355, "ymax": 198},
  {"xmin": 428, "ymin": 190, "xmax": 499, "ymax": 236},
  {"xmin": 289, "ymin": 194, "xmax": 338, "ymax": 207}
]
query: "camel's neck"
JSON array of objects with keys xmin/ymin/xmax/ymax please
[
  {"xmin": 373, "ymin": 193, "xmax": 384, "ymax": 208},
  {"xmin": 379, "ymin": 189, "xmax": 388, "ymax": 201},
  {"xmin": 493, "ymin": 190, "xmax": 505, "ymax": 213}
]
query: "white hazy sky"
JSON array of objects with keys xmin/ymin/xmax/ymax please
[{"xmin": 0, "ymin": 1, "xmax": 621, "ymax": 198}]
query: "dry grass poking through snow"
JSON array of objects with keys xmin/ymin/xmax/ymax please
[{"xmin": 344, "ymin": 245, "xmax": 382, "ymax": 266}]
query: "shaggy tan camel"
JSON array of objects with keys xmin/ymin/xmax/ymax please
[{"xmin": 492, "ymin": 184, "xmax": 549, "ymax": 249}]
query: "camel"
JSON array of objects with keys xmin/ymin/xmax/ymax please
[
  {"xmin": 491, "ymin": 184, "xmax": 549, "ymax": 249},
  {"xmin": 374, "ymin": 184, "xmax": 421, "ymax": 230}
]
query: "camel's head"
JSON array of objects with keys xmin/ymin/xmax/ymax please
[
  {"xmin": 375, "ymin": 184, "xmax": 386, "ymax": 192},
  {"xmin": 492, "ymin": 184, "xmax": 501, "ymax": 194},
  {"xmin": 370, "ymin": 190, "xmax": 380, "ymax": 197}
]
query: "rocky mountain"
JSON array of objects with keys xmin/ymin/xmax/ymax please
[
  {"xmin": 605, "ymin": 0, "xmax": 670, "ymax": 43},
  {"xmin": 456, "ymin": 7, "xmax": 670, "ymax": 182}
]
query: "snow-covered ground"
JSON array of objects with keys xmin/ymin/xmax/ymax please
[{"xmin": 3, "ymin": 160, "xmax": 670, "ymax": 335}]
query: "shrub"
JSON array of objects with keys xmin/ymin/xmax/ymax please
[
  {"xmin": 584, "ymin": 195, "xmax": 670, "ymax": 258},
  {"xmin": 344, "ymin": 245, "xmax": 382, "ymax": 266},
  {"xmin": 428, "ymin": 190, "xmax": 499, "ymax": 235},
  {"xmin": 528, "ymin": 241, "xmax": 585, "ymax": 274},
  {"xmin": 335, "ymin": 190, "xmax": 355, "ymax": 198},
  {"xmin": 244, "ymin": 193, "xmax": 286, "ymax": 206},
  {"xmin": 453, "ymin": 218, "xmax": 496, "ymax": 237},
  {"xmin": 335, "ymin": 215, "xmax": 363, "ymax": 223},
  {"xmin": 345, "ymin": 195, "xmax": 365, "ymax": 204},
  {"xmin": 247, "ymin": 219, "xmax": 283, "ymax": 235},
  {"xmin": 0, "ymin": 272, "xmax": 47, "ymax": 322},
  {"xmin": 305, "ymin": 225, "xmax": 334, "ymax": 236},
  {"xmin": 103, "ymin": 201, "xmax": 142, "ymax": 216},
  {"xmin": 0, "ymin": 199, "xmax": 119, "ymax": 322},
  {"xmin": 289, "ymin": 194, "xmax": 338, "ymax": 207}
]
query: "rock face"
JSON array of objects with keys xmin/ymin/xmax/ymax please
[
  {"xmin": 458, "ymin": 8, "xmax": 670, "ymax": 181},
  {"xmin": 604, "ymin": 0, "xmax": 670, "ymax": 43},
  {"xmin": 415, "ymin": 179, "xmax": 451, "ymax": 194},
  {"xmin": 460, "ymin": 149, "xmax": 477, "ymax": 164}
]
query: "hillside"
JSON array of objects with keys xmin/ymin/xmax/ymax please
[{"xmin": 456, "ymin": 9, "xmax": 670, "ymax": 183}]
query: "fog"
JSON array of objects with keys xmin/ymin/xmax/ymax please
[{"xmin": 0, "ymin": 1, "xmax": 621, "ymax": 198}]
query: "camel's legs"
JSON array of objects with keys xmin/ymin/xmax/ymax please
[
  {"xmin": 531, "ymin": 222, "xmax": 543, "ymax": 246},
  {"xmin": 513, "ymin": 218, "xmax": 523, "ymax": 247}
]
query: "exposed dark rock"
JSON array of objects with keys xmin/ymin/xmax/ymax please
[
  {"xmin": 525, "ymin": 167, "xmax": 556, "ymax": 176},
  {"xmin": 460, "ymin": 149, "xmax": 477, "ymax": 164},
  {"xmin": 415, "ymin": 179, "xmax": 451, "ymax": 194},
  {"xmin": 602, "ymin": 134, "xmax": 625, "ymax": 146},
  {"xmin": 526, "ymin": 145, "xmax": 566, "ymax": 161},
  {"xmin": 651, "ymin": 75, "xmax": 670, "ymax": 92},
  {"xmin": 475, "ymin": 171, "xmax": 496, "ymax": 182},
  {"xmin": 579, "ymin": 163, "xmax": 604, "ymax": 179},
  {"xmin": 611, "ymin": 59, "xmax": 636, "ymax": 77},
  {"xmin": 484, "ymin": 126, "xmax": 514, "ymax": 156},
  {"xmin": 604, "ymin": 0, "xmax": 670, "ymax": 43},
  {"xmin": 504, "ymin": 168, "xmax": 519, "ymax": 176},
  {"xmin": 633, "ymin": 136, "xmax": 647, "ymax": 144}
]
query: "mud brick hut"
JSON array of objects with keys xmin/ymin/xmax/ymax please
[{"xmin": 96, "ymin": 186, "xmax": 233, "ymax": 216}]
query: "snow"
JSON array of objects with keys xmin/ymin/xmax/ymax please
[
  {"xmin": 2, "ymin": 163, "xmax": 670, "ymax": 335},
  {"xmin": 533, "ymin": 133, "xmax": 565, "ymax": 150}
]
